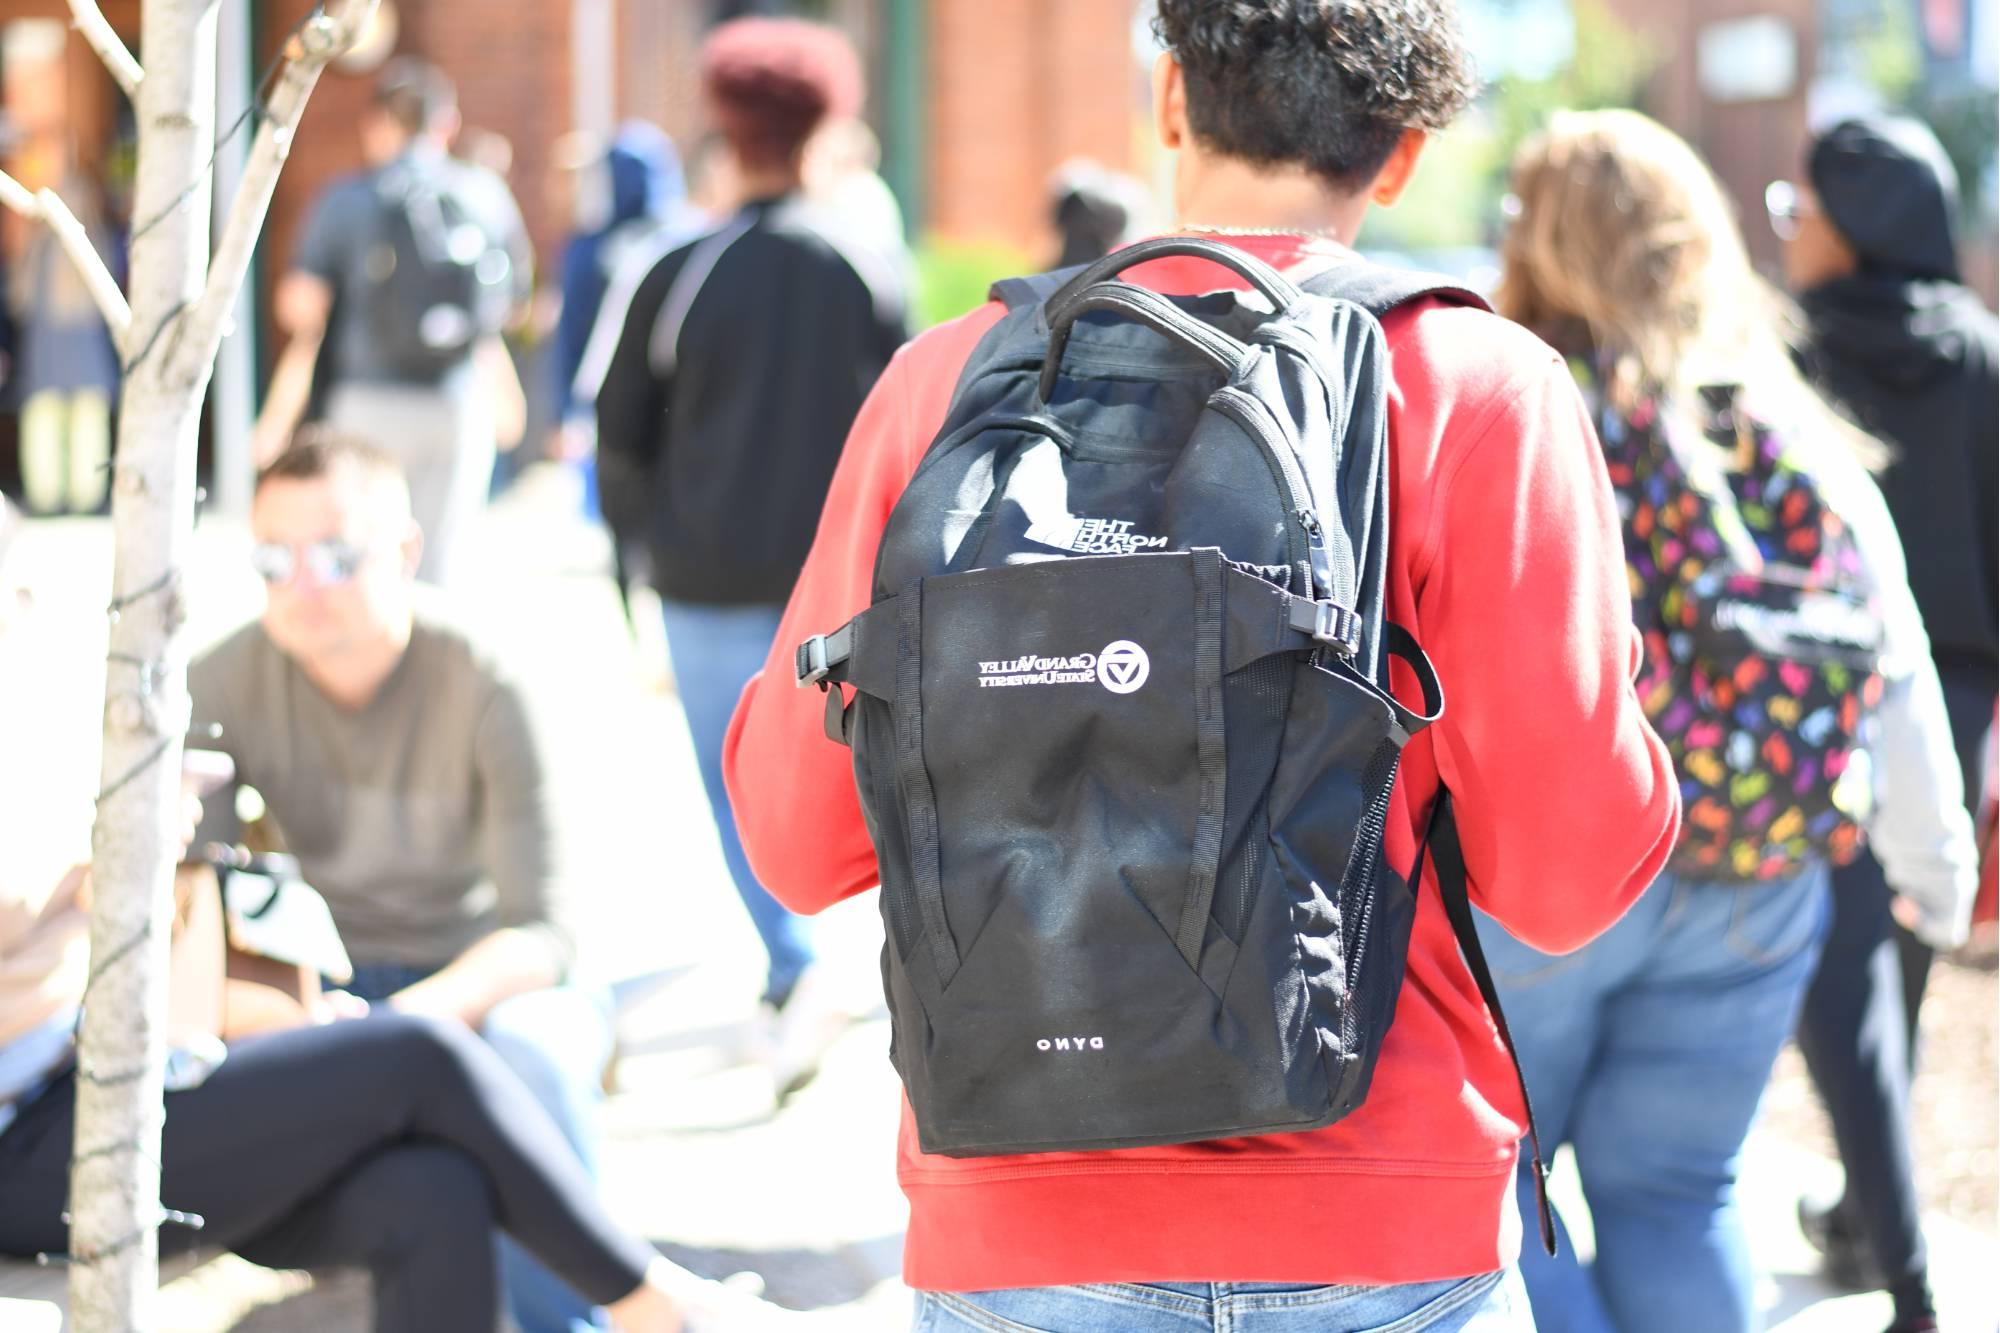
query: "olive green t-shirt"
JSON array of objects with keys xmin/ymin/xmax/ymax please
[{"xmin": 189, "ymin": 601, "xmax": 571, "ymax": 974}]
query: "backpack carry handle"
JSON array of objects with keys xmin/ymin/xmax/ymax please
[
  {"xmin": 1040, "ymin": 280, "xmax": 1252, "ymax": 402},
  {"xmin": 1048, "ymin": 236, "xmax": 1305, "ymax": 316}
]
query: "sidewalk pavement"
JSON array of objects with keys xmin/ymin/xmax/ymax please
[{"xmin": 7, "ymin": 467, "xmax": 1994, "ymax": 1331}]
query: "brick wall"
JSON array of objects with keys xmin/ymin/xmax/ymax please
[
  {"xmin": 260, "ymin": 0, "xmax": 374, "ymax": 312},
  {"xmin": 259, "ymin": 0, "xmax": 1147, "ymax": 277},
  {"xmin": 403, "ymin": 0, "xmax": 574, "ymax": 252},
  {"xmin": 927, "ymin": 0, "xmax": 1143, "ymax": 254},
  {"xmin": 0, "ymin": 0, "xmax": 134, "ymax": 267},
  {"xmin": 261, "ymin": 0, "xmax": 576, "ymax": 295},
  {"xmin": 1602, "ymin": 0, "xmax": 1816, "ymax": 275},
  {"xmin": 614, "ymin": 0, "xmax": 706, "ymax": 149}
]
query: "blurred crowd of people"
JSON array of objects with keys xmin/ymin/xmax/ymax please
[{"xmin": 0, "ymin": 4, "xmax": 1995, "ymax": 1333}]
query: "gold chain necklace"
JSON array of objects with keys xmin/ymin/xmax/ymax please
[{"xmin": 1176, "ymin": 223, "xmax": 1347, "ymax": 243}]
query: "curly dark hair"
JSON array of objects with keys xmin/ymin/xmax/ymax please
[{"xmin": 1154, "ymin": 0, "xmax": 1479, "ymax": 190}]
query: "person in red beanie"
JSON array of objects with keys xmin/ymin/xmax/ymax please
[
  {"xmin": 724, "ymin": 2, "xmax": 1679, "ymax": 1329},
  {"xmin": 595, "ymin": 18, "xmax": 908, "ymax": 1100}
]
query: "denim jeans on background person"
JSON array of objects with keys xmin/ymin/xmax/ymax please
[
  {"xmin": 659, "ymin": 599, "xmax": 816, "ymax": 1005},
  {"xmin": 1473, "ymin": 863, "xmax": 1833, "ymax": 1333},
  {"xmin": 913, "ymin": 1270, "xmax": 1533, "ymax": 1331},
  {"xmin": 344, "ymin": 963, "xmax": 617, "ymax": 1333}
]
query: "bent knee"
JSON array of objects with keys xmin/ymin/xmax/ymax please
[
  {"xmin": 364, "ymin": 1009, "xmax": 489, "ymax": 1089},
  {"xmin": 378, "ymin": 1143, "xmax": 490, "ymax": 1208}
]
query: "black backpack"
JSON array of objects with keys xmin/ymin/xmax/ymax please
[
  {"xmin": 361, "ymin": 158, "xmax": 514, "ymax": 379},
  {"xmin": 796, "ymin": 239, "xmax": 1555, "ymax": 1247}
]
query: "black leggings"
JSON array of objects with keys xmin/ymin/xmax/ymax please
[
  {"xmin": 0, "ymin": 1012, "xmax": 655, "ymax": 1332},
  {"xmin": 1796, "ymin": 667, "xmax": 1992, "ymax": 1291}
]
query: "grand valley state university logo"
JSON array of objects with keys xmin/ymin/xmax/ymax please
[{"xmin": 976, "ymin": 641, "xmax": 1151, "ymax": 694}]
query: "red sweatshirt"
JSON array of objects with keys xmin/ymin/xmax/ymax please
[{"xmin": 724, "ymin": 235, "xmax": 1679, "ymax": 1291}]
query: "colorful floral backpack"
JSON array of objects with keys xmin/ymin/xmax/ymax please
[{"xmin": 1595, "ymin": 375, "xmax": 1888, "ymax": 881}]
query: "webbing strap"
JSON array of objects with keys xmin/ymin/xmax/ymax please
[
  {"xmin": 797, "ymin": 561, "xmax": 1444, "ymax": 741},
  {"xmin": 1411, "ymin": 790, "xmax": 1559, "ymax": 1257},
  {"xmin": 648, "ymin": 216, "xmax": 753, "ymax": 375},
  {"xmin": 891, "ymin": 583, "xmax": 961, "ymax": 984},
  {"xmin": 1175, "ymin": 549, "xmax": 1228, "ymax": 968},
  {"xmin": 1296, "ymin": 259, "xmax": 1492, "ymax": 319}
]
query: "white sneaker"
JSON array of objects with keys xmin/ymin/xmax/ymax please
[
  {"xmin": 671, "ymin": 1271, "xmax": 815, "ymax": 1331},
  {"xmin": 766, "ymin": 967, "xmax": 849, "ymax": 1104}
]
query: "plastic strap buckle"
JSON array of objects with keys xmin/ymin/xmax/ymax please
[
  {"xmin": 1310, "ymin": 601, "xmax": 1362, "ymax": 659},
  {"xmin": 795, "ymin": 635, "xmax": 832, "ymax": 689}
]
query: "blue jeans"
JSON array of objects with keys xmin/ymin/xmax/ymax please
[
  {"xmin": 1474, "ymin": 864, "xmax": 1833, "ymax": 1333},
  {"xmin": 659, "ymin": 599, "xmax": 815, "ymax": 1003},
  {"xmin": 914, "ymin": 1270, "xmax": 1532, "ymax": 1331},
  {"xmin": 345, "ymin": 964, "xmax": 616, "ymax": 1333}
]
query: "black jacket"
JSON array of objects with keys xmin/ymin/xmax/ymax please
[
  {"xmin": 596, "ymin": 195, "xmax": 908, "ymax": 605},
  {"xmin": 1798, "ymin": 122, "xmax": 1998, "ymax": 681}
]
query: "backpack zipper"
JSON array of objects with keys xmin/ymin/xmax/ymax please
[
  {"xmin": 1346, "ymin": 856, "xmax": 1377, "ymax": 1028},
  {"xmin": 1258, "ymin": 329, "xmax": 1357, "ymax": 605},
  {"xmin": 1212, "ymin": 388, "xmax": 1326, "ymax": 599}
]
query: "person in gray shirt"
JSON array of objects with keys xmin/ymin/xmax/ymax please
[
  {"xmin": 189, "ymin": 430, "xmax": 615, "ymax": 1333},
  {"xmin": 252, "ymin": 57, "xmax": 532, "ymax": 586}
]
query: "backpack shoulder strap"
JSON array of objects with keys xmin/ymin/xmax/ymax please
[
  {"xmin": 1412, "ymin": 787, "xmax": 1560, "ymax": 1258},
  {"xmin": 648, "ymin": 214, "xmax": 754, "ymax": 376},
  {"xmin": 1300, "ymin": 259, "xmax": 1492, "ymax": 318},
  {"xmin": 989, "ymin": 263, "xmax": 1091, "ymax": 321},
  {"xmin": 996, "ymin": 256, "xmax": 1486, "ymax": 321},
  {"xmin": 932, "ymin": 265, "xmax": 1088, "ymax": 412}
]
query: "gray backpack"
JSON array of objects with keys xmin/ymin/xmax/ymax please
[{"xmin": 362, "ymin": 159, "xmax": 513, "ymax": 379}]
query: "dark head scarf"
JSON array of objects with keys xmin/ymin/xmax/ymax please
[{"xmin": 1808, "ymin": 115, "xmax": 1962, "ymax": 282}]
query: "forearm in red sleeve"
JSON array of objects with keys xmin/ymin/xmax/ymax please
[
  {"xmin": 723, "ymin": 308, "xmax": 1001, "ymax": 913},
  {"xmin": 1421, "ymin": 360, "xmax": 1680, "ymax": 954}
]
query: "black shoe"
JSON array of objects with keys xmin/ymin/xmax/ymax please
[
  {"xmin": 1797, "ymin": 1196, "xmax": 1882, "ymax": 1290},
  {"xmin": 1883, "ymin": 1316, "xmax": 1938, "ymax": 1333}
]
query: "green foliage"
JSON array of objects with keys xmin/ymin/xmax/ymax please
[
  {"xmin": 1360, "ymin": 121, "xmax": 1508, "ymax": 252},
  {"xmin": 1916, "ymin": 88, "xmax": 2000, "ymax": 229},
  {"xmin": 1853, "ymin": 0, "xmax": 1922, "ymax": 103},
  {"xmin": 1489, "ymin": 0, "xmax": 1659, "ymax": 154},
  {"xmin": 1849, "ymin": 0, "xmax": 1996, "ymax": 232},
  {"xmin": 913, "ymin": 237, "xmax": 1037, "ymax": 330}
]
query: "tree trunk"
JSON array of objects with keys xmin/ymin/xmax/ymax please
[
  {"xmin": 68, "ymin": 0, "xmax": 216, "ymax": 1324},
  {"xmin": 63, "ymin": 1, "xmax": 375, "ymax": 1324}
]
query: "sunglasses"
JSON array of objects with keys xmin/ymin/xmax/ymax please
[
  {"xmin": 249, "ymin": 538, "xmax": 372, "ymax": 586},
  {"xmin": 1765, "ymin": 180, "xmax": 1809, "ymax": 242}
]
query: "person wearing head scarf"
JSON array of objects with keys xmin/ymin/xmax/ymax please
[{"xmin": 1775, "ymin": 114, "xmax": 1998, "ymax": 1333}]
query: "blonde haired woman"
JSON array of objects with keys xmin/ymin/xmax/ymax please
[{"xmin": 1480, "ymin": 110, "xmax": 1975, "ymax": 1333}]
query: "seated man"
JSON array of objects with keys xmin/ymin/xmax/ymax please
[{"xmin": 190, "ymin": 429, "xmax": 615, "ymax": 1333}]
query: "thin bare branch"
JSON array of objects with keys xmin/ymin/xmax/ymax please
[
  {"xmin": 38, "ymin": 190, "xmax": 133, "ymax": 347},
  {"xmin": 0, "ymin": 168, "xmax": 34, "ymax": 217},
  {"xmin": 172, "ymin": 0, "xmax": 379, "ymax": 385},
  {"xmin": 66, "ymin": 0, "xmax": 143, "ymax": 97},
  {"xmin": 0, "ymin": 168, "xmax": 132, "ymax": 349}
]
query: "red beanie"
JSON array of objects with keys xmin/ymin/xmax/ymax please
[{"xmin": 700, "ymin": 18, "xmax": 864, "ymax": 173}]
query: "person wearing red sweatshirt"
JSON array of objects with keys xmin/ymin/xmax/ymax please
[{"xmin": 725, "ymin": 3, "xmax": 1679, "ymax": 1329}]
